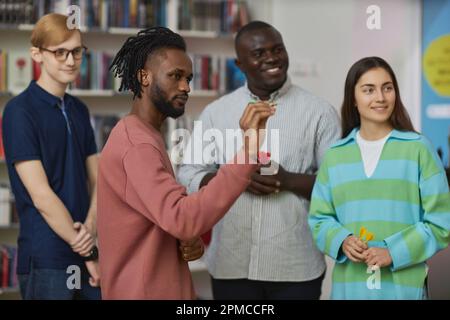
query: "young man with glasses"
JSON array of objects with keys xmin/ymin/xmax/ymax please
[
  {"xmin": 38, "ymin": 45, "xmax": 88, "ymax": 62},
  {"xmin": 2, "ymin": 13, "xmax": 100, "ymax": 300}
]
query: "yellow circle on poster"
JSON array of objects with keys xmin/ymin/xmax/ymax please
[{"xmin": 423, "ymin": 34, "xmax": 450, "ymax": 97}]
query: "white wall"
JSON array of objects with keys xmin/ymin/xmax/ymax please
[{"xmin": 271, "ymin": 0, "xmax": 422, "ymax": 130}]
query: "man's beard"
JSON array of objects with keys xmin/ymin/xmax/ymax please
[{"xmin": 150, "ymin": 82, "xmax": 186, "ymax": 119}]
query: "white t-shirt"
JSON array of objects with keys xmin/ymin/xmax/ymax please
[{"xmin": 356, "ymin": 130, "xmax": 392, "ymax": 178}]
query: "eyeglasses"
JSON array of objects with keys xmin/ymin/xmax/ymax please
[{"xmin": 39, "ymin": 46, "xmax": 87, "ymax": 62}]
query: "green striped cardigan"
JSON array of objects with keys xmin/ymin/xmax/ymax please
[{"xmin": 308, "ymin": 128, "xmax": 450, "ymax": 299}]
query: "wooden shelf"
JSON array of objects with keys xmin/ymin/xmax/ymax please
[
  {"xmin": 190, "ymin": 90, "xmax": 220, "ymax": 98},
  {"xmin": 0, "ymin": 223, "xmax": 19, "ymax": 230},
  {"xmin": 0, "ymin": 23, "xmax": 33, "ymax": 31},
  {"xmin": 85, "ymin": 90, "xmax": 219, "ymax": 99},
  {"xmin": 2, "ymin": 90, "xmax": 219, "ymax": 98},
  {"xmin": 67, "ymin": 89, "xmax": 117, "ymax": 97},
  {"xmin": 17, "ymin": 24, "xmax": 34, "ymax": 31},
  {"xmin": 107, "ymin": 27, "xmax": 142, "ymax": 35},
  {"xmin": 68, "ymin": 89, "xmax": 218, "ymax": 98},
  {"xmin": 0, "ymin": 287, "xmax": 19, "ymax": 295},
  {"xmin": 178, "ymin": 29, "xmax": 234, "ymax": 39},
  {"xmin": 0, "ymin": 24, "xmax": 235, "ymax": 40}
]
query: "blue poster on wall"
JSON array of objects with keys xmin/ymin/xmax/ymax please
[{"xmin": 422, "ymin": 0, "xmax": 450, "ymax": 168}]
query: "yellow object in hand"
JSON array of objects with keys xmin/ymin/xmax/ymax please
[{"xmin": 359, "ymin": 226, "xmax": 375, "ymax": 243}]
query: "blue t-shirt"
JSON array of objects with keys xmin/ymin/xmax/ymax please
[{"xmin": 2, "ymin": 80, "xmax": 97, "ymax": 273}]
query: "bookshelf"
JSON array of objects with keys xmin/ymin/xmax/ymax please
[
  {"xmin": 0, "ymin": 0, "xmax": 274, "ymax": 300},
  {"xmin": 0, "ymin": 23, "xmax": 235, "ymax": 38},
  {"xmin": 0, "ymin": 285, "xmax": 20, "ymax": 302}
]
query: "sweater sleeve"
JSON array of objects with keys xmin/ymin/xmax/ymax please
[
  {"xmin": 123, "ymin": 143, "xmax": 257, "ymax": 241},
  {"xmin": 308, "ymin": 152, "xmax": 352, "ymax": 263},
  {"xmin": 384, "ymin": 141, "xmax": 450, "ymax": 271}
]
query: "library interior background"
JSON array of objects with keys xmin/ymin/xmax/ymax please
[{"xmin": 0, "ymin": 0, "xmax": 450, "ymax": 300}]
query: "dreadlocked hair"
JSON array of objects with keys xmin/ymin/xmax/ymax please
[{"xmin": 109, "ymin": 27, "xmax": 186, "ymax": 99}]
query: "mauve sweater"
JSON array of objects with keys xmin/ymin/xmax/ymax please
[{"xmin": 97, "ymin": 115, "xmax": 256, "ymax": 299}]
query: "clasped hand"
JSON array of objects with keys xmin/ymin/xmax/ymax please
[
  {"xmin": 342, "ymin": 235, "xmax": 392, "ymax": 268},
  {"xmin": 247, "ymin": 162, "xmax": 289, "ymax": 195},
  {"xmin": 70, "ymin": 222, "xmax": 100, "ymax": 287}
]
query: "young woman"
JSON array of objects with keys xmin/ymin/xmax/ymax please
[{"xmin": 308, "ymin": 56, "xmax": 450, "ymax": 299}]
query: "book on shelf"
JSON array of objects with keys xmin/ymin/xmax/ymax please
[
  {"xmin": 32, "ymin": 59, "xmax": 41, "ymax": 81},
  {"xmin": 0, "ymin": 244, "xmax": 18, "ymax": 290},
  {"xmin": 0, "ymin": 185, "xmax": 12, "ymax": 227},
  {"xmin": 190, "ymin": 54, "xmax": 245, "ymax": 93},
  {"xmin": 178, "ymin": 0, "xmax": 250, "ymax": 33},
  {"xmin": 0, "ymin": 0, "xmax": 251, "ymax": 34},
  {"xmin": 11, "ymin": 198, "xmax": 18, "ymax": 225},
  {"xmin": 70, "ymin": 51, "xmax": 116, "ymax": 91},
  {"xmin": 0, "ymin": 116, "xmax": 5, "ymax": 160},
  {"xmin": 7, "ymin": 51, "xmax": 32, "ymax": 95},
  {"xmin": 0, "ymin": 0, "xmax": 168, "ymax": 29},
  {"xmin": 90, "ymin": 114, "xmax": 121, "ymax": 151},
  {"xmin": 0, "ymin": 50, "xmax": 35, "ymax": 94},
  {"xmin": 225, "ymin": 57, "xmax": 245, "ymax": 93},
  {"xmin": 0, "ymin": 0, "xmax": 35, "ymax": 25}
]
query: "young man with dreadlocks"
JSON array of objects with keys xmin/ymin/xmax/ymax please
[{"xmin": 97, "ymin": 27, "xmax": 275, "ymax": 299}]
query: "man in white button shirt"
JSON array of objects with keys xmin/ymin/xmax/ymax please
[{"xmin": 178, "ymin": 21, "xmax": 340, "ymax": 299}]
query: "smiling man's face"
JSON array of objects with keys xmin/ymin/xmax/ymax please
[{"xmin": 235, "ymin": 27, "xmax": 289, "ymax": 100}]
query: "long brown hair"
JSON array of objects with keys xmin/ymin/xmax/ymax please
[{"xmin": 340, "ymin": 56, "xmax": 415, "ymax": 138}]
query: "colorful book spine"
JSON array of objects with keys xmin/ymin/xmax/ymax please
[
  {"xmin": 0, "ymin": 245, "xmax": 18, "ymax": 289},
  {"xmin": 189, "ymin": 54, "xmax": 245, "ymax": 93},
  {"xmin": 7, "ymin": 51, "xmax": 32, "ymax": 95},
  {"xmin": 178, "ymin": 0, "xmax": 249, "ymax": 33}
]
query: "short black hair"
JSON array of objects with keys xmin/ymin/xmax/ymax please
[
  {"xmin": 234, "ymin": 21, "xmax": 275, "ymax": 51},
  {"xmin": 110, "ymin": 27, "xmax": 186, "ymax": 99}
]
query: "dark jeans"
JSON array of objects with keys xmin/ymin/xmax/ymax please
[
  {"xmin": 211, "ymin": 272, "xmax": 325, "ymax": 300},
  {"xmin": 18, "ymin": 262, "xmax": 101, "ymax": 300}
]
